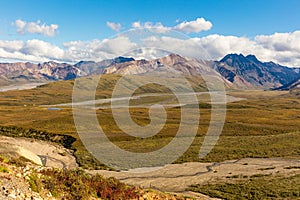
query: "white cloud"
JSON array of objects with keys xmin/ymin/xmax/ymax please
[
  {"xmin": 253, "ymin": 31, "xmax": 300, "ymax": 66},
  {"xmin": 196, "ymin": 34, "xmax": 258, "ymax": 59},
  {"xmin": 106, "ymin": 21, "xmax": 122, "ymax": 31},
  {"xmin": 0, "ymin": 39, "xmax": 64, "ymax": 62},
  {"xmin": 63, "ymin": 36, "xmax": 137, "ymax": 62},
  {"xmin": 132, "ymin": 21, "xmax": 141, "ymax": 28},
  {"xmin": 15, "ymin": 19, "xmax": 26, "ymax": 34},
  {"xmin": 21, "ymin": 39, "xmax": 64, "ymax": 59},
  {"xmin": 0, "ymin": 40, "xmax": 24, "ymax": 53},
  {"xmin": 14, "ymin": 19, "xmax": 59, "ymax": 37},
  {"xmin": 131, "ymin": 18, "xmax": 213, "ymax": 34},
  {"xmin": 0, "ymin": 36, "xmax": 137, "ymax": 63},
  {"xmin": 174, "ymin": 18, "xmax": 213, "ymax": 33},
  {"xmin": 255, "ymin": 31, "xmax": 300, "ymax": 52}
]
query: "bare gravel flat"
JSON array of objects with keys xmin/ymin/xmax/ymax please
[
  {"xmin": 0, "ymin": 136, "xmax": 77, "ymax": 169},
  {"xmin": 90, "ymin": 157, "xmax": 300, "ymax": 196}
]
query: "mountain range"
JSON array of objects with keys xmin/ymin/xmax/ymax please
[{"xmin": 0, "ymin": 54, "xmax": 299, "ymax": 90}]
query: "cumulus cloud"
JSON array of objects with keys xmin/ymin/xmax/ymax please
[
  {"xmin": 106, "ymin": 21, "xmax": 122, "ymax": 31},
  {"xmin": 0, "ymin": 40, "xmax": 24, "ymax": 53},
  {"xmin": 0, "ymin": 39, "xmax": 64, "ymax": 62},
  {"xmin": 15, "ymin": 20, "xmax": 26, "ymax": 33},
  {"xmin": 63, "ymin": 36, "xmax": 137, "ymax": 62},
  {"xmin": 255, "ymin": 32, "xmax": 300, "ymax": 52},
  {"xmin": 174, "ymin": 18, "xmax": 213, "ymax": 33},
  {"xmin": 253, "ymin": 31, "xmax": 300, "ymax": 66},
  {"xmin": 131, "ymin": 18, "xmax": 213, "ymax": 33},
  {"xmin": 0, "ymin": 36, "xmax": 137, "ymax": 63},
  {"xmin": 21, "ymin": 39, "xmax": 64, "ymax": 59},
  {"xmin": 14, "ymin": 19, "xmax": 59, "ymax": 37}
]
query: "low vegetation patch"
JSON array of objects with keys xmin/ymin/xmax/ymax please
[
  {"xmin": 0, "ymin": 126, "xmax": 76, "ymax": 149},
  {"xmin": 37, "ymin": 169, "xmax": 140, "ymax": 199},
  {"xmin": 188, "ymin": 174, "xmax": 300, "ymax": 200},
  {"xmin": 258, "ymin": 166, "xmax": 276, "ymax": 171},
  {"xmin": 226, "ymin": 174, "xmax": 248, "ymax": 179},
  {"xmin": 0, "ymin": 165, "xmax": 9, "ymax": 173},
  {"xmin": 284, "ymin": 166, "xmax": 300, "ymax": 170},
  {"xmin": 0, "ymin": 155, "xmax": 9, "ymax": 163}
]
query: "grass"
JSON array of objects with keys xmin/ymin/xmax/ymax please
[
  {"xmin": 0, "ymin": 154, "xmax": 33, "ymax": 168},
  {"xmin": 188, "ymin": 174, "xmax": 300, "ymax": 200},
  {"xmin": 8, "ymin": 156, "xmax": 34, "ymax": 167},
  {"xmin": 194, "ymin": 131, "xmax": 300, "ymax": 163},
  {"xmin": 28, "ymin": 173, "xmax": 43, "ymax": 193}
]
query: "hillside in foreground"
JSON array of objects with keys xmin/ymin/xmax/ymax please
[{"xmin": 0, "ymin": 155, "xmax": 192, "ymax": 200}]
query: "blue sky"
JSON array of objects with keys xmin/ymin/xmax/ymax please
[{"xmin": 0, "ymin": 0, "xmax": 300, "ymax": 66}]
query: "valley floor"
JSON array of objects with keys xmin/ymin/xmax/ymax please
[{"xmin": 0, "ymin": 80, "xmax": 300, "ymax": 199}]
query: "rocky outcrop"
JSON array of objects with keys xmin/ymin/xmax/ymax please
[{"xmin": 0, "ymin": 161, "xmax": 53, "ymax": 200}]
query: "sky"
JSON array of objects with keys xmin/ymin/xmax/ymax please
[{"xmin": 0, "ymin": 0, "xmax": 300, "ymax": 67}]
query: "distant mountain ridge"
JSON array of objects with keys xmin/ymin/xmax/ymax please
[
  {"xmin": 0, "ymin": 57, "xmax": 134, "ymax": 86},
  {"xmin": 0, "ymin": 54, "xmax": 299, "ymax": 90}
]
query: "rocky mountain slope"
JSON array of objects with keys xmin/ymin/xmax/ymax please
[
  {"xmin": 0, "ymin": 61, "xmax": 84, "ymax": 85},
  {"xmin": 102, "ymin": 54, "xmax": 213, "ymax": 75},
  {"xmin": 274, "ymin": 78, "xmax": 300, "ymax": 90},
  {"xmin": 0, "ymin": 54, "xmax": 299, "ymax": 89},
  {"xmin": 75, "ymin": 56, "xmax": 134, "ymax": 74},
  {"xmin": 214, "ymin": 54, "xmax": 299, "ymax": 89}
]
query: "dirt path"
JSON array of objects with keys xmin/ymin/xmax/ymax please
[
  {"xmin": 0, "ymin": 136, "xmax": 77, "ymax": 169},
  {"xmin": 43, "ymin": 91, "xmax": 244, "ymax": 109},
  {"xmin": 89, "ymin": 158, "xmax": 300, "ymax": 194}
]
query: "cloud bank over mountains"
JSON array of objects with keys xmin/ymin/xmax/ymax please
[{"xmin": 0, "ymin": 18, "xmax": 300, "ymax": 67}]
